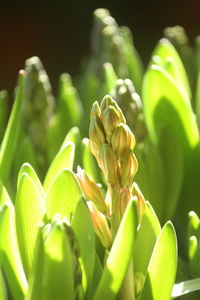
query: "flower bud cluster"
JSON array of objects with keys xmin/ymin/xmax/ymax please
[{"xmin": 89, "ymin": 95, "xmax": 137, "ymax": 189}]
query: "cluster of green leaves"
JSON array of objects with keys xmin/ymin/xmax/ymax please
[{"xmin": 0, "ymin": 7, "xmax": 200, "ymax": 300}]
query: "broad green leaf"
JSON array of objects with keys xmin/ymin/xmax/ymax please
[
  {"xmin": 72, "ymin": 200, "xmax": 95, "ymax": 296},
  {"xmin": 46, "ymin": 169, "xmax": 82, "ymax": 221},
  {"xmin": 140, "ymin": 221, "xmax": 177, "ymax": 300},
  {"xmin": 135, "ymin": 142, "xmax": 165, "ymax": 220},
  {"xmin": 88, "ymin": 254, "xmax": 103, "ymax": 300},
  {"xmin": 134, "ymin": 201, "xmax": 161, "ymax": 276},
  {"xmin": 172, "ymin": 278, "xmax": 200, "ymax": 298},
  {"xmin": 0, "ymin": 269, "xmax": 7, "ymax": 300},
  {"xmin": 58, "ymin": 73, "xmax": 83, "ymax": 128},
  {"xmin": 0, "ymin": 180, "xmax": 13, "ymax": 208},
  {"xmin": 151, "ymin": 38, "xmax": 191, "ymax": 99},
  {"xmin": 93, "ymin": 200, "xmax": 137, "ymax": 300},
  {"xmin": 60, "ymin": 127, "xmax": 81, "ymax": 169},
  {"xmin": 0, "ymin": 203, "xmax": 28, "ymax": 300},
  {"xmin": 120, "ymin": 26, "xmax": 144, "ymax": 93},
  {"xmin": 142, "ymin": 65, "xmax": 199, "ymax": 154},
  {"xmin": 81, "ymin": 138, "xmax": 101, "ymax": 183},
  {"xmin": 17, "ymin": 163, "xmax": 45, "ymax": 200},
  {"xmin": 159, "ymin": 127, "xmax": 184, "ymax": 222},
  {"xmin": 25, "ymin": 229, "xmax": 44, "ymax": 300},
  {"xmin": 13, "ymin": 136, "xmax": 38, "ymax": 183},
  {"xmin": 15, "ymin": 174, "xmax": 46, "ymax": 277},
  {"xmin": 0, "ymin": 71, "xmax": 24, "ymax": 183},
  {"xmin": 43, "ymin": 142, "xmax": 75, "ymax": 192},
  {"xmin": 42, "ymin": 222, "xmax": 75, "ymax": 300},
  {"xmin": 61, "ymin": 127, "xmax": 81, "ymax": 150}
]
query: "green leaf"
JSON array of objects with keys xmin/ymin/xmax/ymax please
[
  {"xmin": 42, "ymin": 222, "xmax": 75, "ymax": 300},
  {"xmin": 81, "ymin": 138, "xmax": 102, "ymax": 183},
  {"xmin": 72, "ymin": 200, "xmax": 95, "ymax": 296},
  {"xmin": 159, "ymin": 127, "xmax": 184, "ymax": 222},
  {"xmin": 27, "ymin": 221, "xmax": 75, "ymax": 300},
  {"xmin": 103, "ymin": 62, "xmax": 118, "ymax": 94},
  {"xmin": 46, "ymin": 169, "xmax": 82, "ymax": 221},
  {"xmin": 0, "ymin": 71, "xmax": 25, "ymax": 183},
  {"xmin": 25, "ymin": 229, "xmax": 44, "ymax": 300},
  {"xmin": 142, "ymin": 65, "xmax": 199, "ymax": 155},
  {"xmin": 0, "ymin": 269, "xmax": 8, "ymax": 300},
  {"xmin": 13, "ymin": 136, "xmax": 38, "ymax": 183},
  {"xmin": 0, "ymin": 90, "xmax": 8, "ymax": 143},
  {"xmin": 151, "ymin": 38, "xmax": 191, "ymax": 99},
  {"xmin": 120, "ymin": 26, "xmax": 144, "ymax": 93},
  {"xmin": 93, "ymin": 200, "xmax": 137, "ymax": 300},
  {"xmin": 135, "ymin": 142, "xmax": 165, "ymax": 220},
  {"xmin": 172, "ymin": 278, "xmax": 200, "ymax": 298},
  {"xmin": 58, "ymin": 73, "xmax": 83, "ymax": 128},
  {"xmin": 134, "ymin": 201, "xmax": 161, "ymax": 276},
  {"xmin": 0, "ymin": 203, "xmax": 28, "ymax": 300},
  {"xmin": 15, "ymin": 174, "xmax": 46, "ymax": 277},
  {"xmin": 17, "ymin": 163, "xmax": 45, "ymax": 200},
  {"xmin": 140, "ymin": 221, "xmax": 177, "ymax": 300},
  {"xmin": 0, "ymin": 180, "xmax": 13, "ymax": 208},
  {"xmin": 43, "ymin": 142, "xmax": 75, "ymax": 192}
]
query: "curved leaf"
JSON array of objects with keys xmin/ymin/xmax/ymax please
[
  {"xmin": 143, "ymin": 65, "xmax": 199, "ymax": 155},
  {"xmin": 44, "ymin": 142, "xmax": 75, "ymax": 192},
  {"xmin": 72, "ymin": 200, "xmax": 95, "ymax": 296},
  {"xmin": 0, "ymin": 204, "xmax": 28, "ymax": 300},
  {"xmin": 93, "ymin": 200, "xmax": 137, "ymax": 300},
  {"xmin": 46, "ymin": 169, "xmax": 82, "ymax": 221},
  {"xmin": 15, "ymin": 174, "xmax": 46, "ymax": 277},
  {"xmin": 140, "ymin": 221, "xmax": 177, "ymax": 300}
]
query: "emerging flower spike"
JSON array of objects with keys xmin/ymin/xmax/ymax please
[{"xmin": 89, "ymin": 95, "xmax": 145, "ymax": 234}]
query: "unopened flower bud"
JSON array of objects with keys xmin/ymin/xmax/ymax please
[
  {"xmin": 100, "ymin": 95, "xmax": 115, "ymax": 112},
  {"xmin": 121, "ymin": 149, "xmax": 138, "ymax": 187},
  {"xmin": 132, "ymin": 182, "xmax": 145, "ymax": 222},
  {"xmin": 101, "ymin": 105, "xmax": 122, "ymax": 141},
  {"xmin": 90, "ymin": 101, "xmax": 101, "ymax": 120},
  {"xmin": 111, "ymin": 123, "xmax": 136, "ymax": 157},
  {"xmin": 100, "ymin": 95, "xmax": 126, "ymax": 123},
  {"xmin": 87, "ymin": 201, "xmax": 112, "ymax": 248},
  {"xmin": 99, "ymin": 144, "xmax": 119, "ymax": 187},
  {"xmin": 89, "ymin": 117, "xmax": 106, "ymax": 158},
  {"xmin": 76, "ymin": 167, "xmax": 107, "ymax": 213}
]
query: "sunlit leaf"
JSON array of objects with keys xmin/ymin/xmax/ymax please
[
  {"xmin": 93, "ymin": 200, "xmax": 137, "ymax": 300},
  {"xmin": 72, "ymin": 200, "xmax": 95, "ymax": 296},
  {"xmin": 134, "ymin": 201, "xmax": 161, "ymax": 276},
  {"xmin": 46, "ymin": 169, "xmax": 82, "ymax": 221},
  {"xmin": 0, "ymin": 203, "xmax": 28, "ymax": 300},
  {"xmin": 15, "ymin": 174, "xmax": 46, "ymax": 277},
  {"xmin": 0, "ymin": 71, "xmax": 25, "ymax": 183},
  {"xmin": 140, "ymin": 221, "xmax": 177, "ymax": 300},
  {"xmin": 43, "ymin": 142, "xmax": 75, "ymax": 192}
]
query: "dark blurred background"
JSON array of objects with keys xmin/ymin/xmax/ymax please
[{"xmin": 0, "ymin": 0, "xmax": 200, "ymax": 97}]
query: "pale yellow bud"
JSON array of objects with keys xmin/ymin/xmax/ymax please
[
  {"xmin": 100, "ymin": 95, "xmax": 115, "ymax": 113},
  {"xmin": 89, "ymin": 117, "xmax": 106, "ymax": 158},
  {"xmin": 76, "ymin": 167, "xmax": 107, "ymax": 213},
  {"xmin": 121, "ymin": 149, "xmax": 138, "ymax": 186},
  {"xmin": 111, "ymin": 123, "xmax": 136, "ymax": 157},
  {"xmin": 101, "ymin": 105, "xmax": 122, "ymax": 141},
  {"xmin": 90, "ymin": 101, "xmax": 101, "ymax": 120},
  {"xmin": 99, "ymin": 144, "xmax": 120, "ymax": 187},
  {"xmin": 132, "ymin": 182, "xmax": 146, "ymax": 223},
  {"xmin": 87, "ymin": 201, "xmax": 112, "ymax": 248}
]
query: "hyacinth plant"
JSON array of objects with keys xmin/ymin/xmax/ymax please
[{"xmin": 1, "ymin": 7, "xmax": 200, "ymax": 300}]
